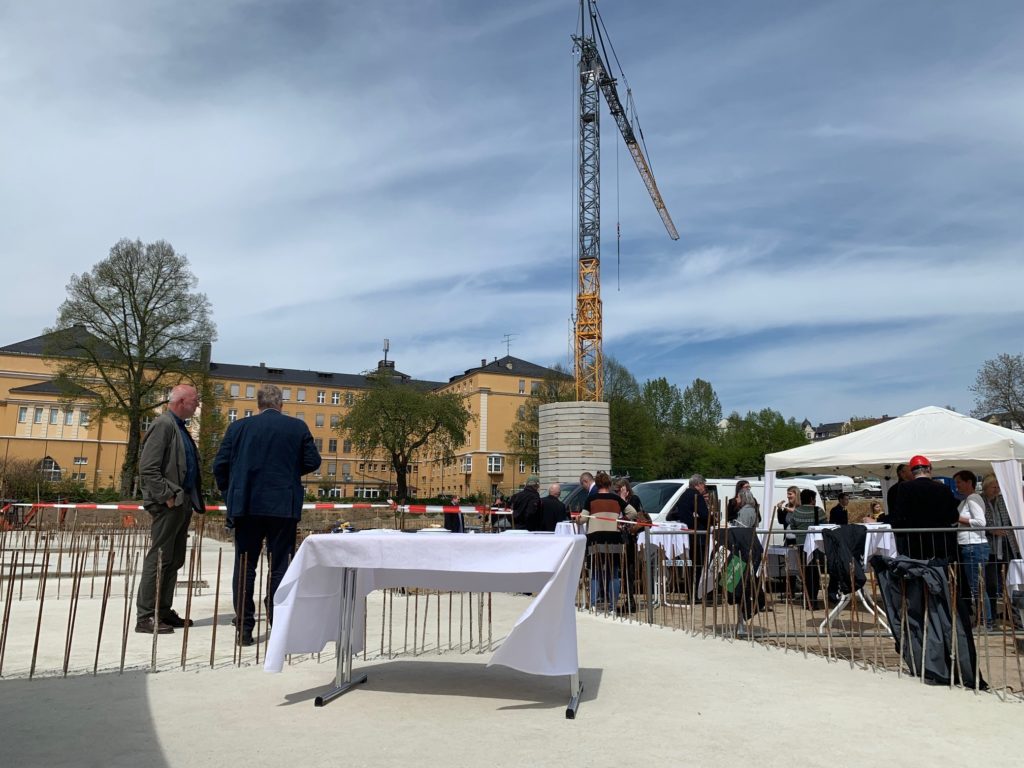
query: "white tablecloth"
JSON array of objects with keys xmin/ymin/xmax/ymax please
[
  {"xmin": 803, "ymin": 524, "xmax": 897, "ymax": 564},
  {"xmin": 554, "ymin": 521, "xmax": 578, "ymax": 536},
  {"xmin": 1008, "ymin": 559, "xmax": 1024, "ymax": 591},
  {"xmin": 642, "ymin": 523, "xmax": 690, "ymax": 559},
  {"xmin": 264, "ymin": 532, "xmax": 587, "ymax": 676}
]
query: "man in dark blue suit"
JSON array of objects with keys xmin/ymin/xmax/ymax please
[{"xmin": 213, "ymin": 383, "xmax": 321, "ymax": 645}]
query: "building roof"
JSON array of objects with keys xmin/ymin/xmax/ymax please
[
  {"xmin": 208, "ymin": 362, "xmax": 444, "ymax": 391},
  {"xmin": 0, "ymin": 325, "xmax": 118, "ymax": 358},
  {"xmin": 8, "ymin": 380, "xmax": 99, "ymax": 398},
  {"xmin": 449, "ymin": 355, "xmax": 567, "ymax": 383}
]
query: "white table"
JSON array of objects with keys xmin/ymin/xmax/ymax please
[
  {"xmin": 1008, "ymin": 559, "xmax": 1024, "ymax": 591},
  {"xmin": 555, "ymin": 520, "xmax": 583, "ymax": 536},
  {"xmin": 265, "ymin": 532, "xmax": 588, "ymax": 717},
  {"xmin": 641, "ymin": 523, "xmax": 690, "ymax": 559},
  {"xmin": 803, "ymin": 523, "xmax": 897, "ymax": 564}
]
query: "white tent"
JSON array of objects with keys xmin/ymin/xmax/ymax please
[{"xmin": 762, "ymin": 406, "xmax": 1024, "ymax": 557}]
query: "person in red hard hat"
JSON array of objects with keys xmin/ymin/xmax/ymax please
[{"xmin": 889, "ymin": 455, "xmax": 959, "ymax": 561}]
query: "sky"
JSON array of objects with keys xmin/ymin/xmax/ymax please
[{"xmin": 2, "ymin": 0, "xmax": 1023, "ymax": 425}]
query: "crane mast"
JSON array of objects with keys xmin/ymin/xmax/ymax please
[{"xmin": 572, "ymin": 1, "xmax": 678, "ymax": 402}]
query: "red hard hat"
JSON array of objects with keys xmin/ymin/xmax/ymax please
[{"xmin": 908, "ymin": 455, "xmax": 931, "ymax": 470}]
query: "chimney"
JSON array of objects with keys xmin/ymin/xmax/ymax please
[
  {"xmin": 259, "ymin": 362, "xmax": 265, "ymax": 368},
  {"xmin": 481, "ymin": 358, "xmax": 486, "ymax": 368},
  {"xmin": 199, "ymin": 342, "xmax": 212, "ymax": 372}
]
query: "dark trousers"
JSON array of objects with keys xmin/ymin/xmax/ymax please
[
  {"xmin": 137, "ymin": 503, "xmax": 193, "ymax": 620},
  {"xmin": 232, "ymin": 516, "xmax": 298, "ymax": 632}
]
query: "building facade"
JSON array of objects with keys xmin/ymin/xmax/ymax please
[{"xmin": 0, "ymin": 331, "xmax": 561, "ymax": 502}]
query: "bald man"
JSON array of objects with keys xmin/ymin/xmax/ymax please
[{"xmin": 137, "ymin": 384, "xmax": 206, "ymax": 634}]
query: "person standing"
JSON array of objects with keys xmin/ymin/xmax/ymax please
[
  {"xmin": 787, "ymin": 489, "xmax": 824, "ymax": 609},
  {"xmin": 981, "ymin": 474, "xmax": 1021, "ymax": 628},
  {"xmin": 579, "ymin": 471, "xmax": 596, "ymax": 498},
  {"xmin": 886, "ymin": 463, "xmax": 913, "ymax": 515},
  {"xmin": 536, "ymin": 483, "xmax": 568, "ymax": 532},
  {"xmin": 890, "ymin": 455, "xmax": 959, "ymax": 561},
  {"xmin": 213, "ymin": 384, "xmax": 321, "ymax": 646},
  {"xmin": 136, "ymin": 384, "xmax": 205, "ymax": 634},
  {"xmin": 666, "ymin": 474, "xmax": 712, "ymax": 600},
  {"xmin": 727, "ymin": 480, "xmax": 751, "ymax": 523},
  {"xmin": 829, "ymin": 493, "xmax": 850, "ymax": 525},
  {"xmin": 954, "ymin": 470, "xmax": 991, "ymax": 628},
  {"xmin": 509, "ymin": 476, "xmax": 542, "ymax": 530}
]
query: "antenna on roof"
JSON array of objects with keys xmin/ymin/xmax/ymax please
[
  {"xmin": 502, "ymin": 333, "xmax": 517, "ymax": 356},
  {"xmin": 383, "ymin": 338, "xmax": 390, "ymax": 365}
]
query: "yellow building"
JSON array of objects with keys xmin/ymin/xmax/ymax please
[{"xmin": 0, "ymin": 330, "xmax": 561, "ymax": 502}]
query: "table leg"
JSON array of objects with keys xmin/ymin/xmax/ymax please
[
  {"xmin": 818, "ymin": 593, "xmax": 851, "ymax": 634},
  {"xmin": 855, "ymin": 588, "xmax": 892, "ymax": 634},
  {"xmin": 315, "ymin": 567, "xmax": 368, "ymax": 707},
  {"xmin": 565, "ymin": 673, "xmax": 583, "ymax": 719}
]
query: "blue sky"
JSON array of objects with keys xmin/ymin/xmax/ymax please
[{"xmin": 2, "ymin": 0, "xmax": 1022, "ymax": 424}]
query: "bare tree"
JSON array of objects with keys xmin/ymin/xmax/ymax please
[
  {"xmin": 970, "ymin": 353, "xmax": 1024, "ymax": 429},
  {"xmin": 46, "ymin": 239, "xmax": 216, "ymax": 496}
]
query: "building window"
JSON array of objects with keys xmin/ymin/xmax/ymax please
[
  {"xmin": 282, "ymin": 387, "xmax": 292, "ymax": 400},
  {"xmin": 330, "ymin": 414, "xmax": 340, "ymax": 428},
  {"xmin": 343, "ymin": 439, "xmax": 352, "ymax": 453},
  {"xmin": 518, "ymin": 432, "xmax": 525, "ymax": 447},
  {"xmin": 18, "ymin": 407, "xmax": 28, "ymax": 423},
  {"xmin": 345, "ymin": 392, "xmax": 354, "ymax": 406},
  {"xmin": 315, "ymin": 413, "xmax": 325, "ymax": 428},
  {"xmin": 64, "ymin": 410, "xmax": 74, "ymax": 426},
  {"xmin": 342, "ymin": 463, "xmax": 351, "ymax": 479},
  {"xmin": 228, "ymin": 409, "xmax": 238, "ymax": 423},
  {"xmin": 314, "ymin": 438, "xmax": 323, "ymax": 451},
  {"xmin": 313, "ymin": 464, "xmax": 322, "ymax": 477},
  {"xmin": 531, "ymin": 435, "xmax": 538, "ymax": 448},
  {"xmin": 296, "ymin": 412, "xmax": 305, "ymax": 421},
  {"xmin": 327, "ymin": 461, "xmax": 337, "ymax": 476},
  {"xmin": 244, "ymin": 409, "xmax": 253, "ymax": 417},
  {"xmin": 331, "ymin": 391, "xmax": 340, "ymax": 405},
  {"xmin": 317, "ymin": 390, "xmax": 325, "ymax": 404},
  {"xmin": 34, "ymin": 407, "xmax": 44, "ymax": 424},
  {"xmin": 517, "ymin": 405, "xmax": 525, "ymax": 419},
  {"xmin": 487, "ymin": 455, "xmax": 503, "ymax": 473},
  {"xmin": 327, "ymin": 487, "xmax": 342, "ymax": 499},
  {"xmin": 328, "ymin": 439, "xmax": 337, "ymax": 453},
  {"xmin": 296, "ymin": 388, "xmax": 306, "ymax": 402},
  {"xmin": 354, "ymin": 488, "xmax": 381, "ymax": 499},
  {"xmin": 530, "ymin": 381, "xmax": 540, "ymax": 394},
  {"xmin": 142, "ymin": 415, "xmax": 154, "ymax": 432},
  {"xmin": 48, "ymin": 408, "xmax": 59, "ymax": 425},
  {"xmin": 245, "ymin": 384, "xmax": 255, "ymax": 398},
  {"xmin": 80, "ymin": 410, "xmax": 90, "ymax": 427},
  {"xmin": 39, "ymin": 456, "xmax": 61, "ymax": 481},
  {"xmin": 71, "ymin": 473, "xmax": 86, "ymax": 481},
  {"xmin": 358, "ymin": 462, "xmax": 365, "ymax": 472},
  {"xmin": 518, "ymin": 379, "xmax": 526, "ymax": 394},
  {"xmin": 461, "ymin": 455, "xmax": 472, "ymax": 473},
  {"xmin": 519, "ymin": 460, "xmax": 526, "ymax": 473},
  {"xmin": 229, "ymin": 383, "xmax": 239, "ymax": 397},
  {"xmin": 214, "ymin": 382, "xmax": 225, "ymax": 396},
  {"xmin": 530, "ymin": 463, "xmax": 539, "ymax": 474},
  {"xmin": 74, "ymin": 456, "xmax": 88, "ymax": 465}
]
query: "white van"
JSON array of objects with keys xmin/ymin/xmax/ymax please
[{"xmin": 632, "ymin": 476, "xmax": 822, "ymax": 544}]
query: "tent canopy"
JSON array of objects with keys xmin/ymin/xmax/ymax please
[{"xmin": 765, "ymin": 406, "xmax": 1024, "ymax": 478}]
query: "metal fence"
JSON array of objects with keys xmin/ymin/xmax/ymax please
[{"xmin": 578, "ymin": 524, "xmax": 1024, "ymax": 700}]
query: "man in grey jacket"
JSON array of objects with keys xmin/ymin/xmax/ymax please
[{"xmin": 136, "ymin": 384, "xmax": 205, "ymax": 634}]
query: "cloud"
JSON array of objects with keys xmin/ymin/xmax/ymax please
[{"xmin": 2, "ymin": 0, "xmax": 1023, "ymax": 426}]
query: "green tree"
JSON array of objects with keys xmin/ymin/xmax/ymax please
[
  {"xmin": 46, "ymin": 239, "xmax": 216, "ymax": 496},
  {"xmin": 970, "ymin": 352, "xmax": 1024, "ymax": 428},
  {"xmin": 680, "ymin": 378, "xmax": 722, "ymax": 438},
  {"xmin": 640, "ymin": 377, "xmax": 684, "ymax": 434},
  {"xmin": 609, "ymin": 396, "xmax": 660, "ymax": 481},
  {"xmin": 195, "ymin": 374, "xmax": 226, "ymax": 503},
  {"xmin": 718, "ymin": 408, "xmax": 808, "ymax": 475},
  {"xmin": 340, "ymin": 379, "xmax": 471, "ymax": 501}
]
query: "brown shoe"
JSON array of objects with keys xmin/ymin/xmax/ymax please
[
  {"xmin": 162, "ymin": 610, "xmax": 194, "ymax": 628},
  {"xmin": 135, "ymin": 616, "xmax": 174, "ymax": 634}
]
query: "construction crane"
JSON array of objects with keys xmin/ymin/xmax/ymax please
[{"xmin": 572, "ymin": 0, "xmax": 679, "ymax": 402}]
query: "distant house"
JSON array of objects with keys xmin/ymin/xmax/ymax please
[
  {"xmin": 978, "ymin": 412, "xmax": 1023, "ymax": 431},
  {"xmin": 800, "ymin": 419, "xmax": 814, "ymax": 441},
  {"xmin": 812, "ymin": 421, "xmax": 850, "ymax": 441}
]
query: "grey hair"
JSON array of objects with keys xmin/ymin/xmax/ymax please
[
  {"xmin": 739, "ymin": 488, "xmax": 757, "ymax": 507},
  {"xmin": 257, "ymin": 384, "xmax": 283, "ymax": 410},
  {"xmin": 548, "ymin": 483, "xmax": 561, "ymax": 497},
  {"xmin": 689, "ymin": 474, "xmax": 706, "ymax": 489}
]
